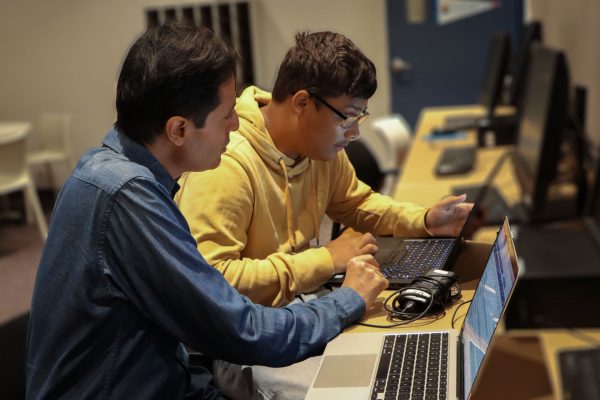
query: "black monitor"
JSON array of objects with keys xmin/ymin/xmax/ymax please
[
  {"xmin": 514, "ymin": 44, "xmax": 570, "ymax": 222},
  {"xmin": 479, "ymin": 31, "xmax": 511, "ymax": 119},
  {"xmin": 439, "ymin": 32, "xmax": 511, "ymax": 134},
  {"xmin": 506, "ymin": 21, "xmax": 543, "ymax": 108}
]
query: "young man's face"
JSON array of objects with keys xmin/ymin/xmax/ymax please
[
  {"xmin": 299, "ymin": 94, "xmax": 368, "ymax": 161},
  {"xmin": 187, "ymin": 76, "xmax": 239, "ymax": 171}
]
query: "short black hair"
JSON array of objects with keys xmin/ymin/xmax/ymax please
[
  {"xmin": 271, "ymin": 31, "xmax": 377, "ymax": 102},
  {"xmin": 115, "ymin": 23, "xmax": 238, "ymax": 145}
]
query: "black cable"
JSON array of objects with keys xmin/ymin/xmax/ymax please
[
  {"xmin": 357, "ymin": 271, "xmax": 462, "ymax": 329},
  {"xmin": 450, "ymin": 300, "xmax": 472, "ymax": 329},
  {"xmin": 357, "ymin": 288, "xmax": 440, "ymax": 329}
]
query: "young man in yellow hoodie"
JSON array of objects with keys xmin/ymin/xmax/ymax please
[
  {"xmin": 175, "ymin": 30, "xmax": 471, "ymax": 400},
  {"xmin": 175, "ymin": 31, "xmax": 470, "ymax": 308}
]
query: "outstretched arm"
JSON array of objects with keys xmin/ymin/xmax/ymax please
[{"xmin": 425, "ymin": 194, "xmax": 473, "ymax": 236}]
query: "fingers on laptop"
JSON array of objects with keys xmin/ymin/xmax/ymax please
[{"xmin": 360, "ymin": 233, "xmax": 378, "ymax": 255}]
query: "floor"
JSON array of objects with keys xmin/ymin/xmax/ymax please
[
  {"xmin": 0, "ymin": 192, "xmax": 51, "ymax": 399},
  {"xmin": 0, "ymin": 194, "xmax": 49, "ymax": 325}
]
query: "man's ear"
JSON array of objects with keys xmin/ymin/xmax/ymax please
[
  {"xmin": 290, "ymin": 90, "xmax": 310, "ymax": 115},
  {"xmin": 164, "ymin": 116, "xmax": 189, "ymax": 147}
]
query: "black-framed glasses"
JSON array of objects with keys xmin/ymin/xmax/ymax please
[{"xmin": 308, "ymin": 92, "xmax": 370, "ymax": 130}]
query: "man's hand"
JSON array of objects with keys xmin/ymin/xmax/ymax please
[
  {"xmin": 341, "ymin": 255, "xmax": 389, "ymax": 310},
  {"xmin": 425, "ymin": 194, "xmax": 473, "ymax": 236},
  {"xmin": 325, "ymin": 230, "xmax": 378, "ymax": 274}
]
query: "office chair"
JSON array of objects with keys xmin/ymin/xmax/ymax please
[
  {"xmin": 26, "ymin": 112, "xmax": 74, "ymax": 194},
  {"xmin": 330, "ymin": 115, "xmax": 412, "ymax": 239},
  {"xmin": 0, "ymin": 125, "xmax": 48, "ymax": 240},
  {"xmin": 360, "ymin": 115, "xmax": 412, "ymax": 195}
]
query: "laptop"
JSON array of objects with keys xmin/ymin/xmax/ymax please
[
  {"xmin": 452, "ymin": 149, "xmax": 528, "ymax": 225},
  {"xmin": 328, "ymin": 203, "xmax": 478, "ymax": 289},
  {"xmin": 307, "ymin": 218, "xmax": 520, "ymax": 400}
]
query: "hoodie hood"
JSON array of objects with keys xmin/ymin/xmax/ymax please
[
  {"xmin": 234, "ymin": 86, "xmax": 319, "ymax": 250},
  {"xmin": 235, "ymin": 86, "xmax": 310, "ymax": 178}
]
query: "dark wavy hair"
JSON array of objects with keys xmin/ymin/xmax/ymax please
[
  {"xmin": 271, "ymin": 31, "xmax": 377, "ymax": 102},
  {"xmin": 115, "ymin": 23, "xmax": 238, "ymax": 145}
]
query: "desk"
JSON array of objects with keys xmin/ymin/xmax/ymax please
[
  {"xmin": 365, "ymin": 105, "xmax": 597, "ymax": 399},
  {"xmin": 348, "ymin": 239, "xmax": 490, "ymax": 334},
  {"xmin": 394, "ymin": 106, "xmax": 525, "ymax": 243}
]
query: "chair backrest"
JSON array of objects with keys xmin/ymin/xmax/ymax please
[
  {"xmin": 37, "ymin": 112, "xmax": 72, "ymax": 156},
  {"xmin": 0, "ymin": 127, "xmax": 29, "ymax": 188},
  {"xmin": 364, "ymin": 115, "xmax": 412, "ymax": 173},
  {"xmin": 345, "ymin": 140, "xmax": 384, "ymax": 191}
]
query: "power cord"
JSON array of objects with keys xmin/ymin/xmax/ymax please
[
  {"xmin": 358, "ymin": 269, "xmax": 462, "ymax": 329},
  {"xmin": 450, "ymin": 300, "xmax": 472, "ymax": 329}
]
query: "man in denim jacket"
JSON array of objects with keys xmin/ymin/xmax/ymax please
[{"xmin": 25, "ymin": 23, "xmax": 388, "ymax": 399}]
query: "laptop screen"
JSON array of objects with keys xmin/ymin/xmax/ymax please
[{"xmin": 460, "ymin": 220, "xmax": 519, "ymax": 396}]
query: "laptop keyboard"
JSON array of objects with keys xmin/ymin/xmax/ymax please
[
  {"xmin": 381, "ymin": 240, "xmax": 454, "ymax": 280},
  {"xmin": 371, "ymin": 333, "xmax": 449, "ymax": 400},
  {"xmin": 434, "ymin": 146, "xmax": 476, "ymax": 176}
]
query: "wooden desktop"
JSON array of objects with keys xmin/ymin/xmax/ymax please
[{"xmin": 350, "ymin": 105, "xmax": 600, "ymax": 399}]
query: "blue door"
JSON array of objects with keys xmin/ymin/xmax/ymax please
[{"xmin": 386, "ymin": 0, "xmax": 523, "ymax": 128}]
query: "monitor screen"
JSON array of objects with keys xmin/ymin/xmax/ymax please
[
  {"xmin": 507, "ymin": 21, "xmax": 543, "ymax": 108},
  {"xmin": 514, "ymin": 44, "xmax": 569, "ymax": 216},
  {"xmin": 479, "ymin": 31, "xmax": 511, "ymax": 117}
]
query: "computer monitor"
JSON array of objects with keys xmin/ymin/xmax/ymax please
[
  {"xmin": 506, "ymin": 21, "xmax": 543, "ymax": 108},
  {"xmin": 513, "ymin": 44, "xmax": 570, "ymax": 222},
  {"xmin": 479, "ymin": 31, "xmax": 511, "ymax": 119},
  {"xmin": 439, "ymin": 32, "xmax": 511, "ymax": 134}
]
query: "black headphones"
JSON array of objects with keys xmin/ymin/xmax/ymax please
[{"xmin": 389, "ymin": 269, "xmax": 461, "ymax": 320}]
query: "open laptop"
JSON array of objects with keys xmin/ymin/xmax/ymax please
[
  {"xmin": 308, "ymin": 218, "xmax": 520, "ymax": 400},
  {"xmin": 452, "ymin": 149, "xmax": 528, "ymax": 226},
  {"xmin": 328, "ymin": 203, "xmax": 478, "ymax": 289}
]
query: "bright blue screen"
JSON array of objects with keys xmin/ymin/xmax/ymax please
[{"xmin": 462, "ymin": 222, "xmax": 517, "ymax": 396}]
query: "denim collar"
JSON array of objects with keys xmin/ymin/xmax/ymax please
[{"xmin": 103, "ymin": 128, "xmax": 180, "ymax": 197}]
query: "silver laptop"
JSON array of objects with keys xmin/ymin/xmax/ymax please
[{"xmin": 307, "ymin": 218, "xmax": 520, "ymax": 400}]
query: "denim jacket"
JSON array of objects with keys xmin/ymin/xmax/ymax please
[{"xmin": 26, "ymin": 128, "xmax": 365, "ymax": 399}]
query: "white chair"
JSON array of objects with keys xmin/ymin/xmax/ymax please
[
  {"xmin": 331, "ymin": 115, "xmax": 412, "ymax": 240},
  {"xmin": 26, "ymin": 112, "xmax": 74, "ymax": 193},
  {"xmin": 0, "ymin": 123, "xmax": 48, "ymax": 240},
  {"xmin": 359, "ymin": 115, "xmax": 412, "ymax": 195}
]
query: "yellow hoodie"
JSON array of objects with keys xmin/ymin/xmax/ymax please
[{"xmin": 175, "ymin": 86, "xmax": 429, "ymax": 307}]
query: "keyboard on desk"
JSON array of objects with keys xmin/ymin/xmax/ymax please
[
  {"xmin": 559, "ymin": 347, "xmax": 600, "ymax": 400},
  {"xmin": 434, "ymin": 146, "xmax": 476, "ymax": 176},
  {"xmin": 371, "ymin": 332, "xmax": 450, "ymax": 400},
  {"xmin": 436, "ymin": 115, "xmax": 482, "ymax": 133},
  {"xmin": 381, "ymin": 240, "xmax": 454, "ymax": 281}
]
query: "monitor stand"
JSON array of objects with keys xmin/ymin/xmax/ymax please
[
  {"xmin": 476, "ymin": 115, "xmax": 519, "ymax": 147},
  {"xmin": 434, "ymin": 113, "xmax": 519, "ymax": 147}
]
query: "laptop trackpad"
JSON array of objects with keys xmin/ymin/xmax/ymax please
[{"xmin": 313, "ymin": 354, "xmax": 377, "ymax": 388}]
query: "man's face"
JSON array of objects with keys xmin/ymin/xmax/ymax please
[
  {"xmin": 298, "ymin": 94, "xmax": 368, "ymax": 161},
  {"xmin": 187, "ymin": 76, "xmax": 239, "ymax": 171}
]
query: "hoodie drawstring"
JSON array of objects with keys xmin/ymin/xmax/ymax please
[
  {"xmin": 309, "ymin": 160, "xmax": 320, "ymax": 246},
  {"xmin": 278, "ymin": 158, "xmax": 321, "ymax": 252},
  {"xmin": 279, "ymin": 158, "xmax": 298, "ymax": 253}
]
